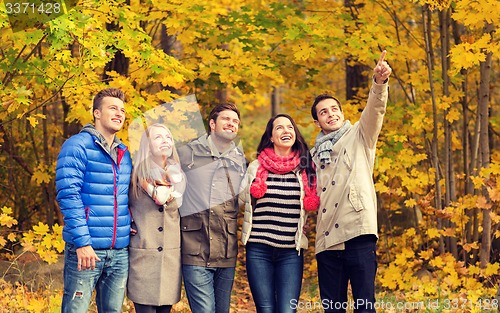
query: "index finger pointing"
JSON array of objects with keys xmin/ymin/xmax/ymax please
[{"xmin": 378, "ymin": 50, "xmax": 387, "ymax": 65}]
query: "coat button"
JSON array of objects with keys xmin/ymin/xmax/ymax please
[
  {"xmin": 325, "ymin": 231, "xmax": 330, "ymax": 236},
  {"xmin": 320, "ymin": 165, "xmax": 325, "ymax": 169},
  {"xmin": 159, "ymin": 207, "xmax": 164, "ymax": 212},
  {"xmin": 322, "ymin": 187, "xmax": 326, "ymax": 192},
  {"xmin": 158, "ymin": 227, "xmax": 163, "ymax": 232},
  {"xmin": 332, "ymin": 181, "xmax": 335, "ymax": 185},
  {"xmin": 322, "ymin": 208, "xmax": 326, "ymax": 213},
  {"xmin": 158, "ymin": 247, "xmax": 163, "ymax": 251},
  {"xmin": 335, "ymin": 203, "xmax": 338, "ymax": 208},
  {"xmin": 335, "ymin": 223, "xmax": 339, "ymax": 228}
]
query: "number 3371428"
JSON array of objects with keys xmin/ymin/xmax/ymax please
[{"xmin": 5, "ymin": 2, "xmax": 61, "ymax": 15}]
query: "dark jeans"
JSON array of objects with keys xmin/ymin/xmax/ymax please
[
  {"xmin": 246, "ymin": 242, "xmax": 304, "ymax": 313},
  {"xmin": 182, "ymin": 265, "xmax": 235, "ymax": 313},
  {"xmin": 316, "ymin": 235, "xmax": 377, "ymax": 313}
]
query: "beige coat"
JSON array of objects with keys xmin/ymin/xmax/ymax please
[
  {"xmin": 240, "ymin": 160, "xmax": 309, "ymax": 252},
  {"xmin": 312, "ymin": 82, "xmax": 388, "ymax": 253},
  {"xmin": 127, "ymin": 188, "xmax": 182, "ymax": 305}
]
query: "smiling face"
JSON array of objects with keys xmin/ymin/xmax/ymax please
[
  {"xmin": 149, "ymin": 126, "xmax": 174, "ymax": 159},
  {"xmin": 271, "ymin": 116, "xmax": 296, "ymax": 155},
  {"xmin": 94, "ymin": 96, "xmax": 126, "ymax": 138},
  {"xmin": 209, "ymin": 109, "xmax": 240, "ymax": 142},
  {"xmin": 314, "ymin": 98, "xmax": 344, "ymax": 134}
]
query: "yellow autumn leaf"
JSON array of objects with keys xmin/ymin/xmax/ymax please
[
  {"xmin": 33, "ymin": 222, "xmax": 49, "ymax": 235},
  {"xmin": 430, "ymin": 255, "xmax": 444, "ymax": 268},
  {"xmin": 418, "ymin": 249, "xmax": 433, "ymax": 261},
  {"xmin": 470, "ymin": 176, "xmax": 485, "ymax": 189},
  {"xmin": 293, "ymin": 44, "xmax": 314, "ymax": 61},
  {"xmin": 1, "ymin": 206, "xmax": 13, "ymax": 215},
  {"xmin": 445, "ymin": 107, "xmax": 461, "ymax": 123},
  {"xmin": 27, "ymin": 297, "xmax": 46, "ymax": 313},
  {"xmin": 0, "ymin": 213, "xmax": 18, "ymax": 227},
  {"xmin": 0, "ymin": 236, "xmax": 6, "ymax": 247},
  {"xmin": 427, "ymin": 227, "xmax": 440, "ymax": 239},
  {"xmin": 462, "ymin": 241, "xmax": 479, "ymax": 252},
  {"xmin": 7, "ymin": 233, "xmax": 16, "ymax": 242},
  {"xmin": 404, "ymin": 198, "xmax": 417, "ymax": 208},
  {"xmin": 476, "ymin": 196, "xmax": 492, "ymax": 209},
  {"xmin": 483, "ymin": 262, "xmax": 500, "ymax": 277}
]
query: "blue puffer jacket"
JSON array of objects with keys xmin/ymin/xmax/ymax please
[{"xmin": 56, "ymin": 125, "xmax": 132, "ymax": 249}]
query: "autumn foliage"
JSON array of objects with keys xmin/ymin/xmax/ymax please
[{"xmin": 0, "ymin": 0, "xmax": 499, "ymax": 311}]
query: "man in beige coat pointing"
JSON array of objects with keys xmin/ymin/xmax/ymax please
[{"xmin": 310, "ymin": 51, "xmax": 392, "ymax": 313}]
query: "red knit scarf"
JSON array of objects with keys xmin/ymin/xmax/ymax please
[{"xmin": 250, "ymin": 147, "xmax": 319, "ymax": 211}]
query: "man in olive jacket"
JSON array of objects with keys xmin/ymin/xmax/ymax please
[
  {"xmin": 178, "ymin": 103, "xmax": 246, "ymax": 313},
  {"xmin": 311, "ymin": 51, "xmax": 392, "ymax": 313}
]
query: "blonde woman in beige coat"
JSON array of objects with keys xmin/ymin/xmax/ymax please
[{"xmin": 128, "ymin": 123, "xmax": 186, "ymax": 313}]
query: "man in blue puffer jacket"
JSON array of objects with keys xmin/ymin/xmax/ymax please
[{"xmin": 55, "ymin": 87, "xmax": 132, "ymax": 313}]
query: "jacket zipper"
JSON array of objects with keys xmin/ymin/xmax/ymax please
[{"xmin": 111, "ymin": 162, "xmax": 118, "ymax": 248}]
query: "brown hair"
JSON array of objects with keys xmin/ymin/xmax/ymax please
[
  {"xmin": 93, "ymin": 88, "xmax": 125, "ymax": 112},
  {"xmin": 311, "ymin": 94, "xmax": 341, "ymax": 121}
]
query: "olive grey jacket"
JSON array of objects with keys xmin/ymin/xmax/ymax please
[{"xmin": 178, "ymin": 135, "xmax": 246, "ymax": 267}]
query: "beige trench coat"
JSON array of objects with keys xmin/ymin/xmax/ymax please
[
  {"xmin": 127, "ymin": 188, "xmax": 182, "ymax": 306},
  {"xmin": 312, "ymin": 82, "xmax": 389, "ymax": 253}
]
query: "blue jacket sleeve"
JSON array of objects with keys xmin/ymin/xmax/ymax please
[{"xmin": 55, "ymin": 136, "xmax": 92, "ymax": 248}]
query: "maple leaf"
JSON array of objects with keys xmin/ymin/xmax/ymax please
[
  {"xmin": 427, "ymin": 228, "xmax": 440, "ymax": 239},
  {"xmin": 462, "ymin": 241, "xmax": 479, "ymax": 252},
  {"xmin": 483, "ymin": 262, "xmax": 500, "ymax": 277},
  {"xmin": 33, "ymin": 222, "xmax": 49, "ymax": 236},
  {"xmin": 0, "ymin": 213, "xmax": 18, "ymax": 228},
  {"xmin": 476, "ymin": 196, "xmax": 492, "ymax": 209},
  {"xmin": 7, "ymin": 233, "xmax": 17, "ymax": 242}
]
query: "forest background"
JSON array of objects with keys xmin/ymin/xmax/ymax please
[{"xmin": 0, "ymin": 0, "xmax": 499, "ymax": 312}]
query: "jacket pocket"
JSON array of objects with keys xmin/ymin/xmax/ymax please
[
  {"xmin": 348, "ymin": 184, "xmax": 364, "ymax": 212},
  {"xmin": 342, "ymin": 148, "xmax": 353, "ymax": 171},
  {"xmin": 225, "ymin": 218, "xmax": 238, "ymax": 259},
  {"xmin": 181, "ymin": 217, "xmax": 203, "ymax": 256}
]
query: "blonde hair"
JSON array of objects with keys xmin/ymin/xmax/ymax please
[{"xmin": 131, "ymin": 123, "xmax": 181, "ymax": 199}]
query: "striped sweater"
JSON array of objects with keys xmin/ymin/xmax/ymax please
[{"xmin": 248, "ymin": 172, "xmax": 301, "ymax": 248}]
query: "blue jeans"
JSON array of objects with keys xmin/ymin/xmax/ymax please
[
  {"xmin": 316, "ymin": 235, "xmax": 377, "ymax": 313},
  {"xmin": 182, "ymin": 265, "xmax": 235, "ymax": 313},
  {"xmin": 245, "ymin": 242, "xmax": 304, "ymax": 313},
  {"xmin": 61, "ymin": 243, "xmax": 129, "ymax": 313}
]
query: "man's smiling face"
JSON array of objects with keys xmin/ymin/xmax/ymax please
[{"xmin": 314, "ymin": 98, "xmax": 344, "ymax": 134}]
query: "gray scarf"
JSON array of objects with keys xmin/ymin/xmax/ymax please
[{"xmin": 314, "ymin": 121, "xmax": 351, "ymax": 164}]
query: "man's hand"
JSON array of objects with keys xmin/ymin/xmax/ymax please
[
  {"xmin": 374, "ymin": 50, "xmax": 392, "ymax": 84},
  {"xmin": 76, "ymin": 245, "xmax": 101, "ymax": 271}
]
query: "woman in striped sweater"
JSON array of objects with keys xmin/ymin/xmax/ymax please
[{"xmin": 240, "ymin": 114, "xmax": 319, "ymax": 313}]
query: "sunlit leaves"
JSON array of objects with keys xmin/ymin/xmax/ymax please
[{"xmin": 0, "ymin": 206, "xmax": 18, "ymax": 228}]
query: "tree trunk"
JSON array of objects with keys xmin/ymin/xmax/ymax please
[
  {"xmin": 439, "ymin": 8, "xmax": 458, "ymax": 258},
  {"xmin": 478, "ymin": 22, "xmax": 494, "ymax": 268},
  {"xmin": 423, "ymin": 5, "xmax": 444, "ymax": 254},
  {"xmin": 344, "ymin": 0, "xmax": 369, "ymax": 101}
]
